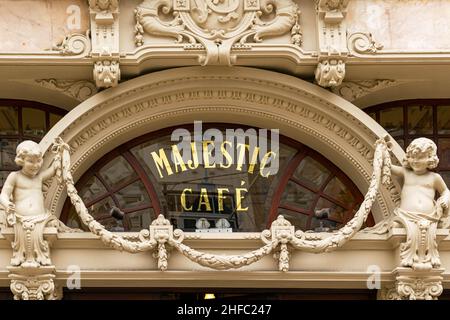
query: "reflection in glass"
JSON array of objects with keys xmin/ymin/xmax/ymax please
[
  {"xmin": 126, "ymin": 209, "xmax": 154, "ymax": 231},
  {"xmin": 0, "ymin": 106, "xmax": 19, "ymax": 135},
  {"xmin": 99, "ymin": 156, "xmax": 137, "ymax": 189},
  {"xmin": 79, "ymin": 176, "xmax": 107, "ymax": 204},
  {"xmin": 438, "ymin": 139, "xmax": 450, "ymax": 170},
  {"xmin": 281, "ymin": 181, "xmax": 314, "ymax": 210},
  {"xmin": 278, "ymin": 208, "xmax": 308, "ymax": 231},
  {"xmin": 0, "ymin": 139, "xmax": 18, "ymax": 168},
  {"xmin": 315, "ymin": 197, "xmax": 346, "ymax": 223},
  {"xmin": 293, "ymin": 157, "xmax": 330, "ymax": 188},
  {"xmin": 380, "ymin": 107, "xmax": 403, "ymax": 136},
  {"xmin": 22, "ymin": 108, "xmax": 46, "ymax": 137},
  {"xmin": 50, "ymin": 114, "xmax": 63, "ymax": 128},
  {"xmin": 115, "ymin": 181, "xmax": 150, "ymax": 208},
  {"xmin": 0, "ymin": 171, "xmax": 9, "ymax": 188},
  {"xmin": 437, "ymin": 106, "xmax": 450, "ymax": 134},
  {"xmin": 408, "ymin": 105, "xmax": 433, "ymax": 135},
  {"xmin": 324, "ymin": 177, "xmax": 354, "ymax": 204}
]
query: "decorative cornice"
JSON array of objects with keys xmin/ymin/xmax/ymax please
[
  {"xmin": 134, "ymin": 0, "xmax": 301, "ymax": 66},
  {"xmin": 35, "ymin": 79, "xmax": 98, "ymax": 102},
  {"xmin": 331, "ymin": 80, "xmax": 398, "ymax": 102}
]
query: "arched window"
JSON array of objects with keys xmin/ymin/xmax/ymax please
[
  {"xmin": 365, "ymin": 99, "xmax": 450, "ymax": 185},
  {"xmin": 0, "ymin": 100, "xmax": 67, "ymax": 190},
  {"xmin": 61, "ymin": 125, "xmax": 373, "ymax": 232}
]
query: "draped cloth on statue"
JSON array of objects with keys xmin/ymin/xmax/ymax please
[
  {"xmin": 396, "ymin": 207, "xmax": 441, "ymax": 270},
  {"xmin": 11, "ymin": 212, "xmax": 56, "ymax": 268}
]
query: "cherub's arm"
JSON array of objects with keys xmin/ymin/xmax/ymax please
[
  {"xmin": 390, "ymin": 164, "xmax": 405, "ymax": 178},
  {"xmin": 435, "ymin": 174, "xmax": 450, "ymax": 212},
  {"xmin": 0, "ymin": 172, "xmax": 16, "ymax": 210},
  {"xmin": 40, "ymin": 159, "xmax": 57, "ymax": 182}
]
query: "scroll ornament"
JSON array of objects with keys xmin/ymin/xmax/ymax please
[
  {"xmin": 53, "ymin": 136, "xmax": 391, "ymax": 272},
  {"xmin": 134, "ymin": 0, "xmax": 301, "ymax": 65}
]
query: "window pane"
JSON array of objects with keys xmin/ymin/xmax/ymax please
[
  {"xmin": 22, "ymin": 108, "xmax": 46, "ymax": 137},
  {"xmin": 79, "ymin": 176, "xmax": 107, "ymax": 204},
  {"xmin": 0, "ymin": 171, "xmax": 10, "ymax": 188},
  {"xmin": 87, "ymin": 197, "xmax": 115, "ymax": 220},
  {"xmin": 293, "ymin": 156, "xmax": 330, "ymax": 188},
  {"xmin": 368, "ymin": 112, "xmax": 376, "ymax": 120},
  {"xmin": 323, "ymin": 177, "xmax": 354, "ymax": 205},
  {"xmin": 281, "ymin": 181, "xmax": 315, "ymax": 210},
  {"xmin": 0, "ymin": 106, "xmax": 19, "ymax": 135},
  {"xmin": 277, "ymin": 208, "xmax": 308, "ymax": 231},
  {"xmin": 441, "ymin": 171, "xmax": 450, "ymax": 188},
  {"xmin": 115, "ymin": 181, "xmax": 150, "ymax": 208},
  {"xmin": 438, "ymin": 139, "xmax": 450, "ymax": 170},
  {"xmin": 380, "ymin": 107, "xmax": 403, "ymax": 136},
  {"xmin": 395, "ymin": 139, "xmax": 405, "ymax": 150},
  {"xmin": 0, "ymin": 139, "xmax": 18, "ymax": 168},
  {"xmin": 99, "ymin": 156, "xmax": 137, "ymax": 189},
  {"xmin": 408, "ymin": 105, "xmax": 433, "ymax": 135},
  {"xmin": 314, "ymin": 197, "xmax": 346, "ymax": 223},
  {"xmin": 49, "ymin": 113, "xmax": 63, "ymax": 128},
  {"xmin": 437, "ymin": 106, "xmax": 450, "ymax": 134},
  {"xmin": 125, "ymin": 209, "xmax": 154, "ymax": 231},
  {"xmin": 311, "ymin": 216, "xmax": 340, "ymax": 232}
]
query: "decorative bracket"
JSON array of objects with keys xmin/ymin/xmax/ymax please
[
  {"xmin": 88, "ymin": 0, "xmax": 121, "ymax": 88},
  {"xmin": 314, "ymin": 0, "xmax": 349, "ymax": 87}
]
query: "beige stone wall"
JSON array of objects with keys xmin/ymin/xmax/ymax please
[
  {"xmin": 0, "ymin": 0, "xmax": 89, "ymax": 52},
  {"xmin": 347, "ymin": 0, "xmax": 450, "ymax": 50}
]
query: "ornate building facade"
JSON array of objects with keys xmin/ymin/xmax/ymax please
[{"xmin": 0, "ymin": 0, "xmax": 450, "ymax": 300}]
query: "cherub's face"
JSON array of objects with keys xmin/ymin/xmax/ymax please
[
  {"xmin": 409, "ymin": 151, "xmax": 430, "ymax": 174},
  {"xmin": 22, "ymin": 155, "xmax": 43, "ymax": 177}
]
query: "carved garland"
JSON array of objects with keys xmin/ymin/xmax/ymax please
[{"xmin": 54, "ymin": 136, "xmax": 391, "ymax": 271}]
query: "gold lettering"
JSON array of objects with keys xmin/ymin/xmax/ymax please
[
  {"xmin": 260, "ymin": 151, "xmax": 277, "ymax": 178},
  {"xmin": 151, "ymin": 148, "xmax": 173, "ymax": 178},
  {"xmin": 171, "ymin": 145, "xmax": 188, "ymax": 173},
  {"xmin": 236, "ymin": 143, "xmax": 249, "ymax": 171},
  {"xmin": 235, "ymin": 187, "xmax": 248, "ymax": 211},
  {"xmin": 248, "ymin": 146, "xmax": 260, "ymax": 174},
  {"xmin": 217, "ymin": 188, "xmax": 229, "ymax": 211},
  {"xmin": 219, "ymin": 141, "xmax": 233, "ymax": 169},
  {"xmin": 202, "ymin": 140, "xmax": 216, "ymax": 168},
  {"xmin": 188, "ymin": 142, "xmax": 199, "ymax": 170},
  {"xmin": 181, "ymin": 188, "xmax": 193, "ymax": 211},
  {"xmin": 198, "ymin": 188, "xmax": 212, "ymax": 211}
]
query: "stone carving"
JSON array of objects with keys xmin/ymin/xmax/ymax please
[
  {"xmin": 315, "ymin": 57, "xmax": 345, "ymax": 87},
  {"xmin": 134, "ymin": 0, "xmax": 300, "ymax": 65},
  {"xmin": 53, "ymin": 33, "xmax": 91, "ymax": 56},
  {"xmin": 0, "ymin": 141, "xmax": 66, "ymax": 300},
  {"xmin": 89, "ymin": 0, "xmax": 120, "ymax": 88},
  {"xmin": 365, "ymin": 137, "xmax": 449, "ymax": 300},
  {"xmin": 331, "ymin": 80, "xmax": 398, "ymax": 102},
  {"xmin": 393, "ymin": 138, "xmax": 449, "ymax": 270},
  {"xmin": 56, "ymin": 136, "xmax": 389, "ymax": 271},
  {"xmin": 395, "ymin": 268, "xmax": 444, "ymax": 300},
  {"xmin": 314, "ymin": 0, "xmax": 349, "ymax": 87},
  {"xmin": 93, "ymin": 60, "xmax": 121, "ymax": 88},
  {"xmin": 347, "ymin": 32, "xmax": 383, "ymax": 55},
  {"xmin": 35, "ymin": 79, "xmax": 98, "ymax": 102}
]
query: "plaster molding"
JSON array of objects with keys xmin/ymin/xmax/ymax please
[
  {"xmin": 39, "ymin": 67, "xmax": 402, "ymax": 224},
  {"xmin": 134, "ymin": 0, "xmax": 301, "ymax": 66},
  {"xmin": 394, "ymin": 267, "xmax": 444, "ymax": 300},
  {"xmin": 347, "ymin": 32, "xmax": 383, "ymax": 55},
  {"xmin": 314, "ymin": 0, "xmax": 349, "ymax": 88},
  {"xmin": 35, "ymin": 79, "xmax": 98, "ymax": 102},
  {"xmin": 52, "ymin": 33, "xmax": 92, "ymax": 57},
  {"xmin": 8, "ymin": 266, "xmax": 57, "ymax": 300},
  {"xmin": 330, "ymin": 80, "xmax": 399, "ymax": 102},
  {"xmin": 89, "ymin": 0, "xmax": 121, "ymax": 88}
]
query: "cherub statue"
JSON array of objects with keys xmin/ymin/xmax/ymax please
[
  {"xmin": 389, "ymin": 137, "xmax": 450, "ymax": 270},
  {"xmin": 0, "ymin": 140, "xmax": 65, "ymax": 267}
]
